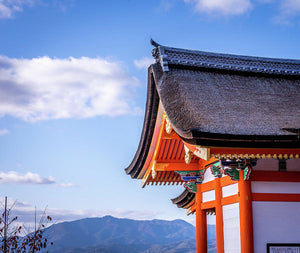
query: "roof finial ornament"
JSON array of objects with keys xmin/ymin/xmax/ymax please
[{"xmin": 150, "ymin": 38, "xmax": 160, "ymax": 47}]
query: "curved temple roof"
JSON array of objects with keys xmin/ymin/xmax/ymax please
[
  {"xmin": 151, "ymin": 40, "xmax": 300, "ymax": 148},
  {"xmin": 171, "ymin": 189, "xmax": 195, "ymax": 209},
  {"xmin": 126, "ymin": 41, "xmax": 300, "ymax": 178}
]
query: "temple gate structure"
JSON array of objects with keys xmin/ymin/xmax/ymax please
[{"xmin": 126, "ymin": 40, "xmax": 300, "ymax": 253}]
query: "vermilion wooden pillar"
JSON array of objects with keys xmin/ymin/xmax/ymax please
[
  {"xmin": 215, "ymin": 178, "xmax": 224, "ymax": 253},
  {"xmin": 196, "ymin": 184, "xmax": 207, "ymax": 253},
  {"xmin": 238, "ymin": 170, "xmax": 254, "ymax": 253}
]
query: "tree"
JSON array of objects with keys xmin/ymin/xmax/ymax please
[{"xmin": 0, "ymin": 197, "xmax": 53, "ymax": 253}]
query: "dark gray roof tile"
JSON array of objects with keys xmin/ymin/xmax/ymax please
[{"xmin": 152, "ymin": 41, "xmax": 300, "ymax": 76}]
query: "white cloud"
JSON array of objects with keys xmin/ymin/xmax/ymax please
[
  {"xmin": 0, "ymin": 171, "xmax": 56, "ymax": 184},
  {"xmin": 0, "ymin": 197, "xmax": 31, "ymax": 209},
  {"xmin": 0, "ymin": 171, "xmax": 78, "ymax": 187},
  {"xmin": 157, "ymin": 0, "xmax": 180, "ymax": 12},
  {"xmin": 273, "ymin": 0, "xmax": 300, "ymax": 24},
  {"xmin": 184, "ymin": 0, "xmax": 252, "ymax": 16},
  {"xmin": 58, "ymin": 182, "xmax": 78, "ymax": 188},
  {"xmin": 281, "ymin": 0, "xmax": 300, "ymax": 10},
  {"xmin": 5, "ymin": 204, "xmax": 163, "ymax": 230},
  {"xmin": 0, "ymin": 128, "xmax": 9, "ymax": 136},
  {"xmin": 0, "ymin": 55, "xmax": 141, "ymax": 122},
  {"xmin": 0, "ymin": 2, "xmax": 12, "ymax": 18},
  {"xmin": 0, "ymin": 198, "xmax": 195, "ymax": 231},
  {"xmin": 16, "ymin": 207, "xmax": 163, "ymax": 225},
  {"xmin": 0, "ymin": 0, "xmax": 36, "ymax": 18},
  {"xmin": 134, "ymin": 57, "xmax": 155, "ymax": 69},
  {"xmin": 0, "ymin": 0, "xmax": 75, "ymax": 19}
]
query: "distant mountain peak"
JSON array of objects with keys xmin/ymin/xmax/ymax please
[{"xmin": 42, "ymin": 216, "xmax": 201, "ymax": 253}]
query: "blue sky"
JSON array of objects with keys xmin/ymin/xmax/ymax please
[{"xmin": 0, "ymin": 0, "xmax": 300, "ymax": 226}]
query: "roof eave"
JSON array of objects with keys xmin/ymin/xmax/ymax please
[
  {"xmin": 179, "ymin": 130, "xmax": 300, "ymax": 148},
  {"xmin": 125, "ymin": 65, "xmax": 160, "ymax": 178},
  {"xmin": 171, "ymin": 189, "xmax": 195, "ymax": 208}
]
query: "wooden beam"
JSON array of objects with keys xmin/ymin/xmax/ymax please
[
  {"xmin": 154, "ymin": 162, "xmax": 199, "ymax": 171},
  {"xmin": 196, "ymin": 184, "xmax": 207, "ymax": 253},
  {"xmin": 252, "ymin": 193, "xmax": 300, "ymax": 202},
  {"xmin": 215, "ymin": 178, "xmax": 224, "ymax": 253},
  {"xmin": 221, "ymin": 195, "xmax": 239, "ymax": 206},
  {"xmin": 201, "ymin": 200, "xmax": 216, "ymax": 209},
  {"xmin": 251, "ymin": 171, "xmax": 300, "ymax": 182},
  {"xmin": 238, "ymin": 170, "xmax": 254, "ymax": 253}
]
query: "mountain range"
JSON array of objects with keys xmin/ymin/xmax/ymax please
[{"xmin": 41, "ymin": 215, "xmax": 216, "ymax": 253}]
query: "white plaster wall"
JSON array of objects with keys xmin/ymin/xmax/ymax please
[
  {"xmin": 202, "ymin": 168, "xmax": 215, "ymax": 183},
  {"xmin": 287, "ymin": 159, "xmax": 300, "ymax": 171},
  {"xmin": 253, "ymin": 158, "xmax": 278, "ymax": 171},
  {"xmin": 252, "ymin": 182, "xmax": 300, "ymax": 194},
  {"xmin": 223, "ymin": 203, "xmax": 241, "ymax": 253},
  {"xmin": 253, "ymin": 202, "xmax": 300, "ymax": 253},
  {"xmin": 222, "ymin": 183, "xmax": 238, "ymax": 198},
  {"xmin": 202, "ymin": 189, "xmax": 215, "ymax": 202}
]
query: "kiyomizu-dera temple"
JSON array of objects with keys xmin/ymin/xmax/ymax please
[{"xmin": 126, "ymin": 40, "xmax": 300, "ymax": 253}]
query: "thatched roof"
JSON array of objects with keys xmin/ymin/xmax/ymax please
[{"xmin": 152, "ymin": 41, "xmax": 300, "ymax": 148}]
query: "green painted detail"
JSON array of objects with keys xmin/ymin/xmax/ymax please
[
  {"xmin": 243, "ymin": 166, "xmax": 252, "ymax": 180},
  {"xmin": 206, "ymin": 160, "xmax": 223, "ymax": 178},
  {"xmin": 184, "ymin": 182, "xmax": 197, "ymax": 193},
  {"xmin": 195, "ymin": 177, "xmax": 203, "ymax": 183},
  {"xmin": 220, "ymin": 159, "xmax": 255, "ymax": 181},
  {"xmin": 211, "ymin": 165, "xmax": 222, "ymax": 178},
  {"xmin": 224, "ymin": 167, "xmax": 239, "ymax": 181}
]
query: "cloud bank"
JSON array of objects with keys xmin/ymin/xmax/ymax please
[
  {"xmin": 0, "ymin": 55, "xmax": 140, "ymax": 122},
  {"xmin": 184, "ymin": 0, "xmax": 252, "ymax": 16},
  {"xmin": 0, "ymin": 171, "xmax": 76, "ymax": 187},
  {"xmin": 1, "ymin": 198, "xmax": 194, "ymax": 231},
  {"xmin": 0, "ymin": 0, "xmax": 74, "ymax": 18},
  {"xmin": 134, "ymin": 57, "xmax": 155, "ymax": 69},
  {"xmin": 182, "ymin": 0, "xmax": 300, "ymax": 22},
  {"xmin": 0, "ymin": 171, "xmax": 56, "ymax": 184},
  {"xmin": 9, "ymin": 204, "xmax": 163, "ymax": 231},
  {"xmin": 274, "ymin": 0, "xmax": 300, "ymax": 24},
  {"xmin": 0, "ymin": 128, "xmax": 9, "ymax": 136},
  {"xmin": 0, "ymin": 0, "xmax": 36, "ymax": 18}
]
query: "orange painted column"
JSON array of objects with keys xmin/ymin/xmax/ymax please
[
  {"xmin": 196, "ymin": 184, "xmax": 207, "ymax": 253},
  {"xmin": 238, "ymin": 170, "xmax": 254, "ymax": 253},
  {"xmin": 215, "ymin": 178, "xmax": 224, "ymax": 253}
]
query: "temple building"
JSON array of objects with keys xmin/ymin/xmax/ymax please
[{"xmin": 126, "ymin": 40, "xmax": 300, "ymax": 253}]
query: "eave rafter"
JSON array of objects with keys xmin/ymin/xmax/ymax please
[
  {"xmin": 142, "ymin": 112, "xmax": 205, "ymax": 187},
  {"xmin": 141, "ymin": 110, "xmax": 300, "ymax": 192}
]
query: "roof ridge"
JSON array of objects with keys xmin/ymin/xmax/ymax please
[{"xmin": 151, "ymin": 40, "xmax": 300, "ymax": 76}]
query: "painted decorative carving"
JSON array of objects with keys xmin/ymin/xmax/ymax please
[
  {"xmin": 184, "ymin": 145, "xmax": 193, "ymax": 164},
  {"xmin": 210, "ymin": 161, "xmax": 223, "ymax": 178},
  {"xmin": 243, "ymin": 166, "xmax": 251, "ymax": 180},
  {"xmin": 224, "ymin": 167, "xmax": 240, "ymax": 181},
  {"xmin": 175, "ymin": 170, "xmax": 205, "ymax": 183},
  {"xmin": 151, "ymin": 161, "xmax": 156, "ymax": 179},
  {"xmin": 165, "ymin": 117, "xmax": 172, "ymax": 134},
  {"xmin": 184, "ymin": 182, "xmax": 197, "ymax": 193},
  {"xmin": 183, "ymin": 143, "xmax": 210, "ymax": 161},
  {"xmin": 207, "ymin": 159, "xmax": 256, "ymax": 181},
  {"xmin": 193, "ymin": 146, "xmax": 209, "ymax": 161}
]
